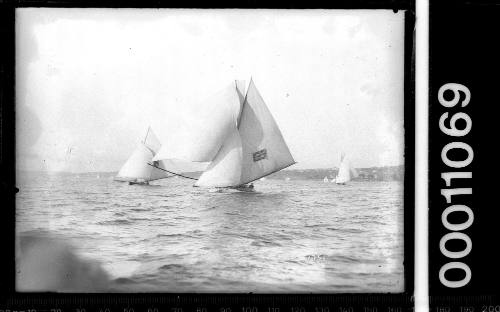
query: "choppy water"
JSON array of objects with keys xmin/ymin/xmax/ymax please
[{"xmin": 16, "ymin": 172, "xmax": 404, "ymax": 293}]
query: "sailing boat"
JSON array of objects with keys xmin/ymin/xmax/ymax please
[
  {"xmin": 114, "ymin": 127, "xmax": 171, "ymax": 185},
  {"xmin": 151, "ymin": 79, "xmax": 296, "ymax": 191},
  {"xmin": 323, "ymin": 176, "xmax": 329, "ymax": 183},
  {"xmin": 334, "ymin": 152, "xmax": 358, "ymax": 185}
]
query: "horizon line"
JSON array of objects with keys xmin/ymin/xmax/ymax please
[{"xmin": 16, "ymin": 164, "xmax": 405, "ymax": 175}]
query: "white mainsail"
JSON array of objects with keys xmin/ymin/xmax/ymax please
[
  {"xmin": 153, "ymin": 81, "xmax": 245, "ymax": 163},
  {"xmin": 115, "ymin": 127, "xmax": 171, "ymax": 182},
  {"xmin": 195, "ymin": 127, "xmax": 243, "ymax": 187},
  {"xmin": 238, "ymin": 79, "xmax": 296, "ymax": 185},
  {"xmin": 194, "ymin": 79, "xmax": 295, "ymax": 187}
]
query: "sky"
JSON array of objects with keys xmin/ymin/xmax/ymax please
[{"xmin": 16, "ymin": 8, "xmax": 406, "ymax": 173}]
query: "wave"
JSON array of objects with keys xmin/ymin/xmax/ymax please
[
  {"xmin": 156, "ymin": 233, "xmax": 185, "ymax": 238},
  {"xmin": 159, "ymin": 263, "xmax": 185, "ymax": 271},
  {"xmin": 327, "ymin": 227, "xmax": 366, "ymax": 234},
  {"xmin": 250, "ymin": 240, "xmax": 282, "ymax": 247},
  {"xmin": 97, "ymin": 219, "xmax": 134, "ymax": 225}
]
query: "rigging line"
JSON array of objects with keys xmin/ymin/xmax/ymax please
[
  {"xmin": 143, "ymin": 127, "xmax": 150, "ymax": 144},
  {"xmin": 147, "ymin": 163, "xmax": 198, "ymax": 181},
  {"xmin": 237, "ymin": 78, "xmax": 252, "ymax": 130},
  {"xmin": 244, "ymin": 77, "xmax": 252, "ymax": 103},
  {"xmin": 237, "ymin": 161, "xmax": 297, "ymax": 186},
  {"xmin": 144, "ymin": 145, "xmax": 156, "ymax": 156},
  {"xmin": 149, "ymin": 174, "xmax": 177, "ymax": 181}
]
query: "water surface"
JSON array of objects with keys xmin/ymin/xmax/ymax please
[{"xmin": 16, "ymin": 172, "xmax": 404, "ymax": 293}]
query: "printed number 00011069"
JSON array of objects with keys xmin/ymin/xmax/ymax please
[{"xmin": 437, "ymin": 83, "xmax": 473, "ymax": 288}]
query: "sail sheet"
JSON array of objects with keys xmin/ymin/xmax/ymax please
[
  {"xmin": 152, "ymin": 83, "xmax": 242, "ymax": 163},
  {"xmin": 115, "ymin": 143, "xmax": 170, "ymax": 182},
  {"xmin": 237, "ymin": 79, "xmax": 295, "ymax": 185},
  {"xmin": 156, "ymin": 158, "xmax": 210, "ymax": 180},
  {"xmin": 194, "ymin": 127, "xmax": 243, "ymax": 187}
]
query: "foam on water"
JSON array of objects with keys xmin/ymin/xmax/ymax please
[{"xmin": 16, "ymin": 172, "xmax": 404, "ymax": 293}]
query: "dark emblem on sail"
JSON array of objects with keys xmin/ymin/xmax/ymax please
[{"xmin": 253, "ymin": 149, "xmax": 267, "ymax": 162}]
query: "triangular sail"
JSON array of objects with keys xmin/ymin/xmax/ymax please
[
  {"xmin": 152, "ymin": 83, "xmax": 242, "ymax": 163},
  {"xmin": 194, "ymin": 127, "xmax": 243, "ymax": 187},
  {"xmin": 196, "ymin": 79, "xmax": 295, "ymax": 187},
  {"xmin": 153, "ymin": 81, "xmax": 246, "ymax": 182},
  {"xmin": 335, "ymin": 160, "xmax": 350, "ymax": 184},
  {"xmin": 152, "ymin": 79, "xmax": 295, "ymax": 187},
  {"xmin": 336, "ymin": 153, "xmax": 356, "ymax": 184},
  {"xmin": 115, "ymin": 144, "xmax": 171, "ymax": 182},
  {"xmin": 194, "ymin": 80, "xmax": 248, "ymax": 187},
  {"xmin": 237, "ymin": 79, "xmax": 295, "ymax": 185},
  {"xmin": 115, "ymin": 128, "xmax": 170, "ymax": 182}
]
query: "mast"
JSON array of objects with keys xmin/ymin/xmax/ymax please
[
  {"xmin": 143, "ymin": 126, "xmax": 151, "ymax": 144},
  {"xmin": 236, "ymin": 79, "xmax": 248, "ymax": 128}
]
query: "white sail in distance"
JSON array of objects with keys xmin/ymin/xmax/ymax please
[
  {"xmin": 335, "ymin": 153, "xmax": 357, "ymax": 184},
  {"xmin": 115, "ymin": 127, "xmax": 171, "ymax": 182},
  {"xmin": 195, "ymin": 79, "xmax": 296, "ymax": 187}
]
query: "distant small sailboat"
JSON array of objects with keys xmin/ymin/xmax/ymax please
[
  {"xmin": 323, "ymin": 176, "xmax": 329, "ymax": 183},
  {"xmin": 152, "ymin": 79, "xmax": 296, "ymax": 191},
  {"xmin": 115, "ymin": 127, "xmax": 171, "ymax": 185},
  {"xmin": 334, "ymin": 152, "xmax": 358, "ymax": 185}
]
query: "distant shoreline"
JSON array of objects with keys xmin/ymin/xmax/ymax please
[{"xmin": 17, "ymin": 165, "xmax": 404, "ymax": 182}]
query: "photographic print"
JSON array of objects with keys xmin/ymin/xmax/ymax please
[{"xmin": 15, "ymin": 8, "xmax": 407, "ymax": 293}]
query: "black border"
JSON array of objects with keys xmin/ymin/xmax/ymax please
[
  {"xmin": 428, "ymin": 0, "xmax": 500, "ymax": 304},
  {"xmin": 1, "ymin": 2, "xmax": 415, "ymax": 310}
]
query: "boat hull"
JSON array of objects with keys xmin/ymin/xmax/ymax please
[
  {"xmin": 128, "ymin": 181, "xmax": 150, "ymax": 185},
  {"xmin": 195, "ymin": 184, "xmax": 256, "ymax": 193},
  {"xmin": 230, "ymin": 185, "xmax": 256, "ymax": 192}
]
